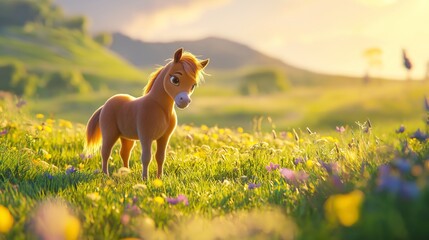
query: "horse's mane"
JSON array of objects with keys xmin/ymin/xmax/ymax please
[{"xmin": 143, "ymin": 51, "xmax": 206, "ymax": 95}]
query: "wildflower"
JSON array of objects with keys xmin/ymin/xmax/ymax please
[
  {"xmin": 153, "ymin": 196, "xmax": 165, "ymax": 205},
  {"xmin": 201, "ymin": 125, "xmax": 209, "ymax": 131},
  {"xmin": 377, "ymin": 164, "xmax": 420, "ymax": 199},
  {"xmin": 125, "ymin": 204, "xmax": 141, "ymax": 216},
  {"xmin": 0, "ymin": 205, "xmax": 14, "ymax": 233},
  {"xmin": 121, "ymin": 214, "xmax": 131, "ymax": 225},
  {"xmin": 30, "ymin": 200, "xmax": 81, "ymax": 240},
  {"xmin": 113, "ymin": 167, "xmax": 131, "ymax": 177},
  {"xmin": 66, "ymin": 166, "xmax": 77, "ymax": 175},
  {"xmin": 45, "ymin": 172, "xmax": 54, "ymax": 180},
  {"xmin": 293, "ymin": 157, "xmax": 305, "ymax": 165},
  {"xmin": 16, "ymin": 99, "xmax": 26, "ymax": 108},
  {"xmin": 0, "ymin": 129, "xmax": 7, "ymax": 136},
  {"xmin": 36, "ymin": 113, "xmax": 45, "ymax": 119},
  {"xmin": 59, "ymin": 119, "xmax": 73, "ymax": 129},
  {"xmin": 79, "ymin": 153, "xmax": 93, "ymax": 160},
  {"xmin": 392, "ymin": 158, "xmax": 411, "ymax": 173},
  {"xmin": 248, "ymin": 183, "xmax": 261, "ymax": 190},
  {"xmin": 396, "ymin": 125, "xmax": 405, "ymax": 133},
  {"xmin": 324, "ymin": 190, "xmax": 364, "ymax": 227},
  {"xmin": 410, "ymin": 129, "xmax": 428, "ymax": 142},
  {"xmin": 41, "ymin": 149, "xmax": 52, "ymax": 160},
  {"xmin": 336, "ymin": 126, "xmax": 346, "ymax": 133},
  {"xmin": 280, "ymin": 168, "xmax": 309, "ymax": 184},
  {"xmin": 237, "ymin": 127, "xmax": 244, "ymax": 133},
  {"xmin": 318, "ymin": 160, "xmax": 340, "ymax": 175},
  {"xmin": 166, "ymin": 194, "xmax": 189, "ymax": 206},
  {"xmin": 87, "ymin": 192, "xmax": 101, "ymax": 202},
  {"xmin": 152, "ymin": 179, "xmax": 163, "ymax": 188},
  {"xmin": 265, "ymin": 162, "xmax": 280, "ymax": 172}
]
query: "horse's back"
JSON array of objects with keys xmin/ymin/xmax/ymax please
[{"xmin": 99, "ymin": 94, "xmax": 138, "ymax": 137}]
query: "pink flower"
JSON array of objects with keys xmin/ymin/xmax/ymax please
[
  {"xmin": 166, "ymin": 194, "xmax": 189, "ymax": 206},
  {"xmin": 265, "ymin": 162, "xmax": 280, "ymax": 172},
  {"xmin": 336, "ymin": 126, "xmax": 346, "ymax": 133},
  {"xmin": 280, "ymin": 168, "xmax": 308, "ymax": 184},
  {"xmin": 0, "ymin": 129, "xmax": 8, "ymax": 136}
]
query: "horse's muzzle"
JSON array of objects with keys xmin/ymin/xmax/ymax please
[{"xmin": 174, "ymin": 92, "xmax": 191, "ymax": 109}]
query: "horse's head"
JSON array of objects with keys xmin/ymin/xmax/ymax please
[{"xmin": 163, "ymin": 48, "xmax": 209, "ymax": 109}]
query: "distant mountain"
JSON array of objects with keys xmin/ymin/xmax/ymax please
[
  {"xmin": 110, "ymin": 33, "xmax": 360, "ymax": 85},
  {"xmin": 110, "ymin": 33, "xmax": 287, "ymax": 69}
]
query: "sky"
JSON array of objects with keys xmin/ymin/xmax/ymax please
[{"xmin": 54, "ymin": 0, "xmax": 429, "ymax": 80}]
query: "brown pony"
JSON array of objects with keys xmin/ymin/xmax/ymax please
[{"xmin": 85, "ymin": 48, "xmax": 209, "ymax": 179}]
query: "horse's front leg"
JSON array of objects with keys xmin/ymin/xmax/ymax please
[
  {"xmin": 156, "ymin": 136, "xmax": 170, "ymax": 178},
  {"xmin": 140, "ymin": 140, "xmax": 152, "ymax": 180}
]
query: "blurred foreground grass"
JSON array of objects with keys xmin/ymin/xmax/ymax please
[{"xmin": 1, "ymin": 94, "xmax": 429, "ymax": 239}]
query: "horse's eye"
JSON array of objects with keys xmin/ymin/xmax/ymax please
[
  {"xmin": 191, "ymin": 84, "xmax": 196, "ymax": 91},
  {"xmin": 170, "ymin": 75, "xmax": 180, "ymax": 86}
]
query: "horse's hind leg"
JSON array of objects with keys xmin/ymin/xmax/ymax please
[
  {"xmin": 101, "ymin": 135, "xmax": 119, "ymax": 175},
  {"xmin": 120, "ymin": 138, "xmax": 135, "ymax": 168}
]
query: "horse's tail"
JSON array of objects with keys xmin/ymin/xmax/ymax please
[{"xmin": 85, "ymin": 106, "xmax": 103, "ymax": 153}]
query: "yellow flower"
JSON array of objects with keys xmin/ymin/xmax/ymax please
[
  {"xmin": 0, "ymin": 205, "xmax": 14, "ymax": 233},
  {"xmin": 36, "ymin": 113, "xmax": 45, "ymax": 119},
  {"xmin": 64, "ymin": 215, "xmax": 80, "ymax": 240},
  {"xmin": 237, "ymin": 127, "xmax": 244, "ymax": 133},
  {"xmin": 45, "ymin": 119, "xmax": 55, "ymax": 125},
  {"xmin": 306, "ymin": 159, "xmax": 315, "ymax": 168},
  {"xmin": 201, "ymin": 124, "xmax": 209, "ymax": 131},
  {"xmin": 87, "ymin": 192, "xmax": 101, "ymax": 202},
  {"xmin": 324, "ymin": 190, "xmax": 364, "ymax": 227},
  {"xmin": 78, "ymin": 163, "xmax": 84, "ymax": 170},
  {"xmin": 153, "ymin": 179, "xmax": 163, "ymax": 188},
  {"xmin": 59, "ymin": 119, "xmax": 73, "ymax": 129},
  {"xmin": 153, "ymin": 196, "xmax": 165, "ymax": 205}
]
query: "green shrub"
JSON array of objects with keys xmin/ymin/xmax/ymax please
[
  {"xmin": 240, "ymin": 68, "xmax": 290, "ymax": 95},
  {"xmin": 43, "ymin": 70, "xmax": 91, "ymax": 96},
  {"xmin": 93, "ymin": 32, "xmax": 112, "ymax": 47}
]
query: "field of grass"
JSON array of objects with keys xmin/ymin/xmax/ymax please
[
  {"xmin": 1, "ymin": 94, "xmax": 429, "ymax": 239},
  {"xmin": 0, "ymin": 26, "xmax": 145, "ymax": 85},
  {"xmin": 28, "ymin": 78, "xmax": 429, "ymax": 135}
]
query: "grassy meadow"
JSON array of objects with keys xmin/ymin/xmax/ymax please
[{"xmin": 1, "ymin": 93, "xmax": 429, "ymax": 239}]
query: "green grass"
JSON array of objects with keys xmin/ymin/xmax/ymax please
[
  {"xmin": 1, "ymin": 96, "xmax": 429, "ymax": 239},
  {"xmin": 0, "ymin": 26, "xmax": 145, "ymax": 84}
]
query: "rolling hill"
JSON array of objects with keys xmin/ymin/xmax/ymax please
[{"xmin": 110, "ymin": 33, "xmax": 363, "ymax": 86}]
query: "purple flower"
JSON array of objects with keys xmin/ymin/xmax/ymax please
[
  {"xmin": 410, "ymin": 129, "xmax": 428, "ymax": 142},
  {"xmin": 16, "ymin": 99, "xmax": 26, "ymax": 108},
  {"xmin": 0, "ymin": 129, "xmax": 7, "ymax": 136},
  {"xmin": 280, "ymin": 168, "xmax": 308, "ymax": 184},
  {"xmin": 318, "ymin": 160, "xmax": 340, "ymax": 175},
  {"xmin": 66, "ymin": 166, "xmax": 77, "ymax": 175},
  {"xmin": 400, "ymin": 181, "xmax": 419, "ymax": 200},
  {"xmin": 293, "ymin": 157, "xmax": 305, "ymax": 166},
  {"xmin": 265, "ymin": 162, "xmax": 280, "ymax": 172},
  {"xmin": 396, "ymin": 125, "xmax": 405, "ymax": 133},
  {"xmin": 166, "ymin": 194, "xmax": 189, "ymax": 205},
  {"xmin": 45, "ymin": 172, "xmax": 53, "ymax": 180},
  {"xmin": 377, "ymin": 164, "xmax": 419, "ymax": 199},
  {"xmin": 330, "ymin": 174, "xmax": 344, "ymax": 190},
  {"xmin": 393, "ymin": 158, "xmax": 411, "ymax": 173},
  {"xmin": 247, "ymin": 183, "xmax": 261, "ymax": 190},
  {"xmin": 79, "ymin": 153, "xmax": 93, "ymax": 160},
  {"xmin": 336, "ymin": 126, "xmax": 346, "ymax": 133}
]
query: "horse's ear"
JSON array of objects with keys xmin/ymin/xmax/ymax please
[
  {"xmin": 174, "ymin": 48, "xmax": 183, "ymax": 63},
  {"xmin": 200, "ymin": 59, "xmax": 209, "ymax": 69}
]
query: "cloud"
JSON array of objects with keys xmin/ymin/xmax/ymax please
[{"xmin": 122, "ymin": 0, "xmax": 231, "ymax": 41}]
